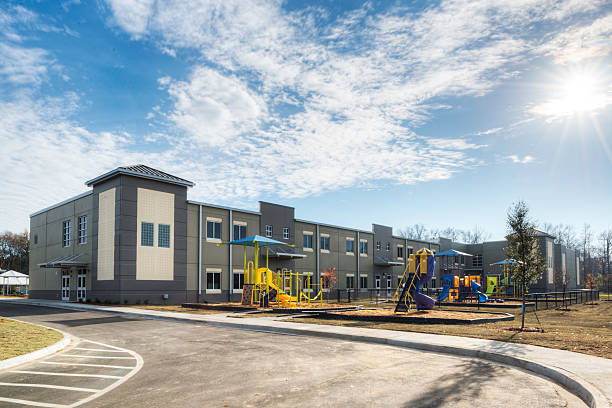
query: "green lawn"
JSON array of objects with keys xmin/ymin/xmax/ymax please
[{"xmin": 0, "ymin": 317, "xmax": 63, "ymax": 360}]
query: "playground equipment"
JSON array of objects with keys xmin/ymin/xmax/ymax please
[
  {"xmin": 218, "ymin": 235, "xmax": 323, "ymax": 308},
  {"xmin": 393, "ymin": 248, "xmax": 436, "ymax": 312},
  {"xmin": 437, "ymin": 274, "xmax": 488, "ymax": 303},
  {"xmin": 488, "ymin": 259, "xmax": 524, "ymax": 298}
]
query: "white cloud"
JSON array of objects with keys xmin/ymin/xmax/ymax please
[
  {"xmin": 105, "ymin": 0, "xmax": 154, "ymax": 38},
  {"xmin": 506, "ymin": 155, "xmax": 535, "ymax": 164},
  {"xmin": 0, "ymin": 42, "xmax": 51, "ymax": 85},
  {"xmin": 474, "ymin": 127, "xmax": 503, "ymax": 136}
]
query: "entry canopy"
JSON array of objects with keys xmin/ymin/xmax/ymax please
[
  {"xmin": 218, "ymin": 235, "xmax": 293, "ymax": 247},
  {"xmin": 38, "ymin": 253, "xmax": 88, "ymax": 268},
  {"xmin": 490, "ymin": 259, "xmax": 521, "ymax": 265},
  {"xmin": 0, "ymin": 270, "xmax": 29, "ymax": 286},
  {"xmin": 434, "ymin": 249, "xmax": 473, "ymax": 257}
]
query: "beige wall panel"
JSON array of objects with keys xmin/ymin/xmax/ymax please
[
  {"xmin": 97, "ymin": 187, "xmax": 116, "ymax": 280},
  {"xmin": 136, "ymin": 188, "xmax": 174, "ymax": 280}
]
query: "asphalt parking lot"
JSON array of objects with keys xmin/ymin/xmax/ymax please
[{"xmin": 0, "ymin": 303, "xmax": 586, "ymax": 407}]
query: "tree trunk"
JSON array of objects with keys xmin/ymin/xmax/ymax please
[{"xmin": 521, "ymin": 287, "xmax": 526, "ymax": 330}]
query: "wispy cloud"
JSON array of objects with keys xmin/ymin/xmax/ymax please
[
  {"xmin": 474, "ymin": 127, "xmax": 503, "ymax": 136},
  {"xmin": 506, "ymin": 155, "xmax": 535, "ymax": 164}
]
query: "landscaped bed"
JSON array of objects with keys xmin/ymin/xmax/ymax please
[
  {"xmin": 309, "ymin": 308, "xmax": 513, "ymax": 324},
  {"xmin": 292, "ymin": 301, "xmax": 612, "ymax": 359},
  {"xmin": 0, "ymin": 317, "xmax": 63, "ymax": 360}
]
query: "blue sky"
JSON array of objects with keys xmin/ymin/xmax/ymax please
[{"xmin": 1, "ymin": 0, "xmax": 611, "ymax": 240}]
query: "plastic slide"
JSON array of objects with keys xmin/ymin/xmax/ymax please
[
  {"xmin": 412, "ymin": 258, "xmax": 436, "ymax": 310},
  {"xmin": 470, "ymin": 280, "xmax": 488, "ymax": 303},
  {"xmin": 485, "ymin": 284, "xmax": 495, "ymax": 297},
  {"xmin": 436, "ymin": 277, "xmax": 452, "ymax": 302}
]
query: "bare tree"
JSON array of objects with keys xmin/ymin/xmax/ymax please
[
  {"xmin": 460, "ymin": 225, "xmax": 491, "ymax": 244},
  {"xmin": 398, "ymin": 224, "xmax": 428, "ymax": 240},
  {"xmin": 581, "ymin": 223, "xmax": 593, "ymax": 279}
]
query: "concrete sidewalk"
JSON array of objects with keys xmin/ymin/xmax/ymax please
[{"xmin": 2, "ymin": 298, "xmax": 610, "ymax": 408}]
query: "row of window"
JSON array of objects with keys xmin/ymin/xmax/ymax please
[
  {"xmin": 205, "ymin": 220, "xmax": 290, "ymax": 240},
  {"xmin": 62, "ymin": 216, "xmax": 88, "ymax": 247},
  {"xmin": 140, "ymin": 222, "xmax": 171, "ymax": 248},
  {"xmin": 376, "ymin": 241, "xmax": 392, "ymax": 251},
  {"xmin": 303, "ymin": 234, "xmax": 369, "ymax": 255}
]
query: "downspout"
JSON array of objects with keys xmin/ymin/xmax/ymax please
[
  {"xmin": 229, "ymin": 209, "xmax": 233, "ymax": 302},
  {"xmin": 198, "ymin": 204, "xmax": 202, "ymax": 301},
  {"xmin": 316, "ymin": 224, "xmax": 320, "ymax": 283},
  {"xmin": 356, "ymin": 231, "xmax": 360, "ymax": 288}
]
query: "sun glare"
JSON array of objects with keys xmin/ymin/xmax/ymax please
[{"xmin": 531, "ymin": 66, "xmax": 611, "ymax": 119}]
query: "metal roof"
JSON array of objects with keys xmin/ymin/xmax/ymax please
[
  {"xmin": 86, "ymin": 165, "xmax": 195, "ymax": 188},
  {"xmin": 30, "ymin": 191, "xmax": 93, "ymax": 217},
  {"xmin": 38, "ymin": 254, "xmax": 89, "ymax": 268}
]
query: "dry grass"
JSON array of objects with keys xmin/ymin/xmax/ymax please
[
  {"xmin": 128, "ymin": 305, "xmax": 225, "ymax": 315},
  {"xmin": 330, "ymin": 309, "xmax": 505, "ymax": 320},
  {"xmin": 294, "ymin": 301, "xmax": 612, "ymax": 359},
  {"xmin": 0, "ymin": 317, "xmax": 63, "ymax": 360}
]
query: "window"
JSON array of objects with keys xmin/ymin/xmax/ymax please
[
  {"xmin": 360, "ymin": 275, "xmax": 367, "ymax": 289},
  {"xmin": 375, "ymin": 275, "xmax": 381, "ymax": 289},
  {"xmin": 34, "ymin": 234, "xmax": 38, "ymax": 245},
  {"xmin": 303, "ymin": 233, "xmax": 313, "ymax": 250},
  {"xmin": 233, "ymin": 272, "xmax": 244, "ymax": 290},
  {"xmin": 283, "ymin": 227, "xmax": 289, "ymax": 240},
  {"xmin": 62, "ymin": 220, "xmax": 71, "ymax": 247},
  {"xmin": 78, "ymin": 215, "xmax": 87, "ymax": 244},
  {"xmin": 346, "ymin": 276, "xmax": 354, "ymax": 290},
  {"xmin": 397, "ymin": 246, "xmax": 404, "ymax": 259},
  {"xmin": 141, "ymin": 222, "xmax": 154, "ymax": 246},
  {"xmin": 346, "ymin": 239, "xmax": 354, "ymax": 254},
  {"xmin": 320, "ymin": 236, "xmax": 330, "ymax": 251},
  {"xmin": 460, "ymin": 255, "xmax": 465, "ymax": 265},
  {"xmin": 359, "ymin": 240, "xmax": 368, "ymax": 255},
  {"xmin": 376, "ymin": 241, "xmax": 381, "ymax": 250},
  {"xmin": 207, "ymin": 272, "xmax": 221, "ymax": 291},
  {"xmin": 473, "ymin": 254, "xmax": 483, "ymax": 267},
  {"xmin": 265, "ymin": 225, "xmax": 272, "ymax": 237},
  {"xmin": 233, "ymin": 224, "xmax": 247, "ymax": 240},
  {"xmin": 386, "ymin": 242, "xmax": 391, "ymax": 251},
  {"xmin": 386, "ymin": 276, "xmax": 392, "ymax": 289},
  {"xmin": 407, "ymin": 247, "xmax": 414, "ymax": 256},
  {"xmin": 158, "ymin": 224, "xmax": 170, "ymax": 248},
  {"xmin": 206, "ymin": 220, "xmax": 221, "ymax": 240}
]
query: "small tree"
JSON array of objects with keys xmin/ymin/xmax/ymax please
[{"xmin": 505, "ymin": 201, "xmax": 547, "ymax": 329}]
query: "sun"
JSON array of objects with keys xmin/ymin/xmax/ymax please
[{"xmin": 531, "ymin": 66, "xmax": 611, "ymax": 119}]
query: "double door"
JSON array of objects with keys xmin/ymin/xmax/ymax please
[{"xmin": 61, "ymin": 272, "xmax": 70, "ymax": 301}]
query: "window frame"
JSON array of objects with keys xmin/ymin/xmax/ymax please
[
  {"xmin": 303, "ymin": 233, "xmax": 313, "ymax": 251},
  {"xmin": 141, "ymin": 221, "xmax": 154, "ymax": 247},
  {"xmin": 375, "ymin": 275, "xmax": 381, "ymax": 289},
  {"xmin": 345, "ymin": 238, "xmax": 355, "ymax": 255},
  {"xmin": 359, "ymin": 275, "xmax": 367, "ymax": 290},
  {"xmin": 265, "ymin": 225, "xmax": 273, "ymax": 238},
  {"xmin": 320, "ymin": 235, "xmax": 330, "ymax": 252},
  {"xmin": 206, "ymin": 220, "xmax": 222, "ymax": 241},
  {"xmin": 397, "ymin": 246, "xmax": 403, "ymax": 259},
  {"xmin": 158, "ymin": 224, "xmax": 171, "ymax": 248},
  {"xmin": 359, "ymin": 240, "xmax": 368, "ymax": 256},
  {"xmin": 78, "ymin": 215, "xmax": 87, "ymax": 245},
  {"xmin": 206, "ymin": 270, "xmax": 221, "ymax": 293},
  {"xmin": 233, "ymin": 223, "xmax": 247, "ymax": 240},
  {"xmin": 233, "ymin": 270, "xmax": 244, "ymax": 292},
  {"xmin": 62, "ymin": 220, "xmax": 71, "ymax": 247},
  {"xmin": 283, "ymin": 227, "xmax": 289, "ymax": 240},
  {"xmin": 376, "ymin": 241, "xmax": 381, "ymax": 251}
]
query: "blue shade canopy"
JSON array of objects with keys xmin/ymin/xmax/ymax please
[
  {"xmin": 490, "ymin": 259, "xmax": 520, "ymax": 265},
  {"xmin": 218, "ymin": 235, "xmax": 293, "ymax": 247},
  {"xmin": 434, "ymin": 249, "xmax": 473, "ymax": 257}
]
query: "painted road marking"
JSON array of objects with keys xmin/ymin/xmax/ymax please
[
  {"xmin": 0, "ymin": 338, "xmax": 143, "ymax": 408},
  {"xmin": 58, "ymin": 354, "xmax": 135, "ymax": 360},
  {"xmin": 40, "ymin": 362, "xmax": 135, "ymax": 369},
  {"xmin": 11, "ymin": 371, "xmax": 123, "ymax": 379},
  {"xmin": 72, "ymin": 348, "xmax": 128, "ymax": 353},
  {"xmin": 0, "ymin": 382, "xmax": 99, "ymax": 392}
]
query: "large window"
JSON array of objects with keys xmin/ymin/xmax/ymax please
[
  {"xmin": 158, "ymin": 224, "xmax": 170, "ymax": 248},
  {"xmin": 320, "ymin": 236, "xmax": 330, "ymax": 251},
  {"xmin": 473, "ymin": 254, "xmax": 483, "ymax": 267},
  {"xmin": 397, "ymin": 246, "xmax": 403, "ymax": 259},
  {"xmin": 265, "ymin": 225, "xmax": 272, "ymax": 237},
  {"xmin": 141, "ymin": 222, "xmax": 154, "ymax": 246},
  {"xmin": 233, "ymin": 272, "xmax": 244, "ymax": 291},
  {"xmin": 360, "ymin": 275, "xmax": 367, "ymax": 289},
  {"xmin": 78, "ymin": 216, "xmax": 87, "ymax": 244},
  {"xmin": 206, "ymin": 220, "xmax": 221, "ymax": 240},
  {"xmin": 346, "ymin": 238, "xmax": 354, "ymax": 254},
  {"xmin": 346, "ymin": 276, "xmax": 354, "ymax": 290},
  {"xmin": 234, "ymin": 224, "xmax": 247, "ymax": 240},
  {"xmin": 359, "ymin": 240, "xmax": 368, "ymax": 255},
  {"xmin": 207, "ymin": 272, "xmax": 221, "ymax": 290},
  {"xmin": 283, "ymin": 227, "xmax": 289, "ymax": 240},
  {"xmin": 386, "ymin": 242, "xmax": 391, "ymax": 251},
  {"xmin": 62, "ymin": 220, "xmax": 71, "ymax": 247},
  {"xmin": 303, "ymin": 233, "xmax": 313, "ymax": 250}
]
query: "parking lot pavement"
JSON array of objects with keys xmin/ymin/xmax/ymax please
[{"xmin": 0, "ymin": 339, "xmax": 142, "ymax": 408}]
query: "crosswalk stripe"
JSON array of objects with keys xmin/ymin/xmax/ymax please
[{"xmin": 11, "ymin": 371, "xmax": 123, "ymax": 379}]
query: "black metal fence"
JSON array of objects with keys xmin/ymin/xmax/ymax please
[{"xmin": 525, "ymin": 289, "xmax": 600, "ymax": 310}]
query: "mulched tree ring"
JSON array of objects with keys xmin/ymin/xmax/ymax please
[{"xmin": 505, "ymin": 326, "xmax": 545, "ymax": 333}]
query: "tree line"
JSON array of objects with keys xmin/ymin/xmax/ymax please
[{"xmin": 0, "ymin": 231, "xmax": 29, "ymax": 273}]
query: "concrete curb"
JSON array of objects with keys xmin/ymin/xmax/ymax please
[
  {"xmin": 0, "ymin": 317, "xmax": 73, "ymax": 371},
  {"xmin": 4, "ymin": 299, "xmax": 609, "ymax": 408}
]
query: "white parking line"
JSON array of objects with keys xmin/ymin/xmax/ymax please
[
  {"xmin": 59, "ymin": 354, "xmax": 135, "ymax": 360},
  {"xmin": 0, "ymin": 397, "xmax": 66, "ymax": 407},
  {"xmin": 11, "ymin": 371, "xmax": 123, "ymax": 379},
  {"xmin": 72, "ymin": 348, "xmax": 128, "ymax": 353},
  {"xmin": 0, "ymin": 382, "xmax": 98, "ymax": 392},
  {"xmin": 40, "ymin": 362, "xmax": 135, "ymax": 369}
]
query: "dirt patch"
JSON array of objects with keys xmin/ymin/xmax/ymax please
[
  {"xmin": 332, "ymin": 308, "xmax": 504, "ymax": 320},
  {"xmin": 505, "ymin": 327, "xmax": 545, "ymax": 333}
]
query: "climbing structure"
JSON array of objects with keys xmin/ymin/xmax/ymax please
[{"xmin": 393, "ymin": 248, "xmax": 436, "ymax": 313}]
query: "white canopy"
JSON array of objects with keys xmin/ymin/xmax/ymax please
[{"xmin": 0, "ymin": 270, "xmax": 29, "ymax": 286}]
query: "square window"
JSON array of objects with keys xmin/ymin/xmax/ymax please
[
  {"xmin": 265, "ymin": 225, "xmax": 272, "ymax": 237},
  {"xmin": 141, "ymin": 222, "xmax": 154, "ymax": 246},
  {"xmin": 207, "ymin": 272, "xmax": 220, "ymax": 290},
  {"xmin": 320, "ymin": 236, "xmax": 330, "ymax": 251},
  {"xmin": 234, "ymin": 224, "xmax": 247, "ymax": 240},
  {"xmin": 62, "ymin": 220, "xmax": 71, "ymax": 247},
  {"xmin": 303, "ymin": 234, "xmax": 313, "ymax": 249},
  {"xmin": 158, "ymin": 224, "xmax": 170, "ymax": 248},
  {"xmin": 346, "ymin": 239, "xmax": 354, "ymax": 253},
  {"xmin": 283, "ymin": 227, "xmax": 289, "ymax": 240},
  {"xmin": 360, "ymin": 276, "xmax": 367, "ymax": 289},
  {"xmin": 233, "ymin": 272, "xmax": 244, "ymax": 290},
  {"xmin": 206, "ymin": 220, "xmax": 221, "ymax": 239}
]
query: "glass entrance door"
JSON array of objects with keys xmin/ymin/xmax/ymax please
[
  {"xmin": 77, "ymin": 269, "xmax": 87, "ymax": 302},
  {"xmin": 61, "ymin": 272, "xmax": 70, "ymax": 301}
]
